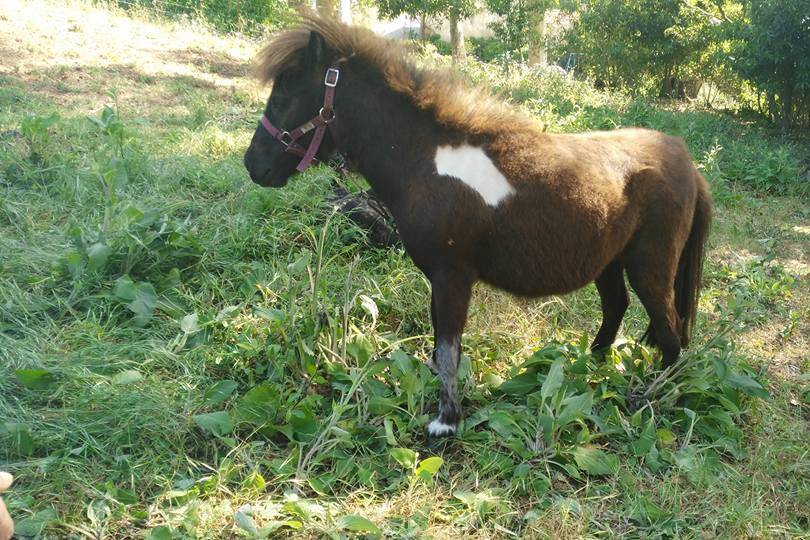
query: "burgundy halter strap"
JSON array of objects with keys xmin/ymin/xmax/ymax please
[{"xmin": 260, "ymin": 64, "xmax": 340, "ymax": 172}]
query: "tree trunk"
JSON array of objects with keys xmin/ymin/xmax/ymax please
[
  {"xmin": 339, "ymin": 0, "xmax": 351, "ymax": 23},
  {"xmin": 767, "ymin": 93, "xmax": 777, "ymax": 123},
  {"xmin": 420, "ymin": 14, "xmax": 428, "ymax": 39},
  {"xmin": 528, "ymin": 11, "xmax": 547, "ymax": 65},
  {"xmin": 780, "ymin": 83, "xmax": 793, "ymax": 133},
  {"xmin": 449, "ymin": 13, "xmax": 465, "ymax": 62}
]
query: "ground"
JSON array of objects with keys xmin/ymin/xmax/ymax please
[{"xmin": 0, "ymin": 1, "xmax": 808, "ymax": 538}]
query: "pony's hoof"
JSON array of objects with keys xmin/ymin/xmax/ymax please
[{"xmin": 427, "ymin": 418, "xmax": 456, "ymax": 438}]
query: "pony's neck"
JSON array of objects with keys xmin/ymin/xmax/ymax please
[{"xmin": 331, "ymin": 73, "xmax": 449, "ymax": 205}]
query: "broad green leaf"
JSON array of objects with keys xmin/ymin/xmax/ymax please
[
  {"xmin": 179, "ymin": 312, "xmax": 199, "ymax": 334},
  {"xmin": 112, "ymin": 370, "xmax": 142, "ymax": 385},
  {"xmin": 86, "ymin": 242, "xmax": 111, "ymax": 272},
  {"xmin": 234, "ymin": 505, "xmax": 259, "ymax": 536},
  {"xmin": 128, "ymin": 282, "xmax": 157, "ymax": 318},
  {"xmin": 367, "ymin": 396, "xmax": 399, "ymax": 415},
  {"xmin": 106, "ymin": 484, "xmax": 137, "ymax": 505},
  {"xmin": 243, "ymin": 472, "xmax": 266, "ymax": 491},
  {"xmin": 712, "ymin": 357, "xmax": 728, "ymax": 380},
  {"xmin": 630, "ymin": 495, "xmax": 669, "ymax": 525},
  {"xmin": 541, "ymin": 358, "xmax": 565, "ymax": 401},
  {"xmin": 113, "ymin": 275, "xmax": 138, "ymax": 301},
  {"xmin": 287, "ymin": 251, "xmax": 311, "ymax": 275},
  {"xmin": 203, "ymin": 380, "xmax": 238, "ymax": 405},
  {"xmin": 557, "ymin": 391, "xmax": 594, "ymax": 427},
  {"xmin": 725, "ymin": 372, "xmax": 769, "ymax": 399},
  {"xmin": 656, "ymin": 428, "xmax": 677, "ymax": 447},
  {"xmin": 632, "ymin": 418, "xmax": 656, "ymax": 456},
  {"xmin": 105, "ymin": 157, "xmax": 128, "ymax": 190},
  {"xmin": 389, "ymin": 349, "xmax": 417, "ymax": 376},
  {"xmin": 114, "ymin": 276, "xmax": 158, "ymax": 322},
  {"xmin": 288, "ymin": 408, "xmax": 319, "ymax": 439},
  {"xmin": 383, "ymin": 417, "xmax": 397, "ymax": 446},
  {"xmin": 346, "ymin": 337, "xmax": 373, "ymax": 365},
  {"xmin": 482, "ymin": 372, "xmax": 504, "ymax": 389},
  {"xmin": 498, "ymin": 372, "xmax": 539, "ymax": 395},
  {"xmin": 415, "ymin": 456, "xmax": 443, "ymax": 482},
  {"xmin": 417, "ymin": 456, "xmax": 443, "ymax": 474},
  {"xmin": 539, "ymin": 413, "xmax": 554, "ymax": 447},
  {"xmin": 65, "ymin": 250, "xmax": 85, "ymax": 278},
  {"xmin": 15, "ymin": 368, "xmax": 57, "ymax": 390},
  {"xmin": 259, "ymin": 521, "xmax": 303, "ymax": 535},
  {"xmin": 147, "ymin": 526, "xmax": 174, "ymax": 540},
  {"xmin": 2, "ymin": 422, "xmax": 34, "ymax": 455},
  {"xmin": 13, "ymin": 508, "xmax": 58, "ymax": 537},
  {"xmin": 573, "ymin": 447, "xmax": 619, "ymax": 476},
  {"xmin": 336, "ymin": 515, "xmax": 380, "ymax": 534},
  {"xmin": 488, "ymin": 410, "xmax": 520, "ymax": 439},
  {"xmin": 390, "ymin": 447, "xmax": 417, "ymax": 469},
  {"xmin": 234, "ymin": 383, "xmax": 279, "ymax": 425},
  {"xmin": 146, "ymin": 525, "xmax": 174, "ymax": 540},
  {"xmin": 192, "ymin": 411, "xmax": 233, "ymax": 437},
  {"xmin": 283, "ymin": 498, "xmax": 325, "ymax": 521}
]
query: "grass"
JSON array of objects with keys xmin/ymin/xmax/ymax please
[{"xmin": 1, "ymin": 1, "xmax": 809, "ymax": 538}]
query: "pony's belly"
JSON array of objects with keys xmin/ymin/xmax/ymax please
[{"xmin": 476, "ymin": 248, "xmax": 604, "ymax": 298}]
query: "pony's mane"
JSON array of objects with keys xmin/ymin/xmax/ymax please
[{"xmin": 254, "ymin": 15, "xmax": 540, "ymax": 137}]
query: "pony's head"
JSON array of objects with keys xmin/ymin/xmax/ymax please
[
  {"xmin": 244, "ymin": 15, "xmax": 538, "ymax": 188},
  {"xmin": 244, "ymin": 27, "xmax": 339, "ymax": 187}
]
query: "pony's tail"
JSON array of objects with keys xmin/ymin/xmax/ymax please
[{"xmin": 675, "ymin": 175, "xmax": 712, "ymax": 348}]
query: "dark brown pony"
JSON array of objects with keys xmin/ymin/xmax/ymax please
[{"xmin": 243, "ymin": 16, "xmax": 712, "ymax": 438}]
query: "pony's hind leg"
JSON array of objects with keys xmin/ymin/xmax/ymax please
[
  {"xmin": 427, "ymin": 271, "xmax": 473, "ymax": 438},
  {"xmin": 625, "ymin": 264, "xmax": 682, "ymax": 367},
  {"xmin": 590, "ymin": 261, "xmax": 629, "ymax": 353}
]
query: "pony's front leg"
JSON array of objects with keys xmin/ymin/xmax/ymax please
[{"xmin": 427, "ymin": 272, "xmax": 473, "ymax": 438}]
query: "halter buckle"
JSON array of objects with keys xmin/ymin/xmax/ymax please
[
  {"xmin": 324, "ymin": 68, "xmax": 340, "ymax": 87},
  {"xmin": 319, "ymin": 107, "xmax": 336, "ymax": 123},
  {"xmin": 279, "ymin": 131, "xmax": 293, "ymax": 147}
]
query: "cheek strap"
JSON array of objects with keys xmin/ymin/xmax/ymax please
[{"xmin": 259, "ymin": 65, "xmax": 340, "ymax": 172}]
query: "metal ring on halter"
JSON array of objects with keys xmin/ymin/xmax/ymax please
[
  {"xmin": 279, "ymin": 131, "xmax": 293, "ymax": 147},
  {"xmin": 319, "ymin": 107, "xmax": 336, "ymax": 123},
  {"xmin": 324, "ymin": 68, "xmax": 340, "ymax": 87}
]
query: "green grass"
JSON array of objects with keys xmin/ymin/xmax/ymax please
[{"xmin": 1, "ymin": 5, "xmax": 809, "ymax": 538}]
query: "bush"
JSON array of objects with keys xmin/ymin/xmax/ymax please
[
  {"xmin": 468, "ymin": 36, "xmax": 507, "ymax": 63},
  {"xmin": 108, "ymin": 0, "xmax": 295, "ymax": 34}
]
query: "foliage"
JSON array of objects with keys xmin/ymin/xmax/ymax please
[
  {"xmin": 375, "ymin": 0, "xmax": 477, "ymax": 22},
  {"xmin": 485, "ymin": 0, "xmax": 538, "ymax": 62},
  {"xmin": 564, "ymin": 0, "xmax": 724, "ymax": 95},
  {"xmin": 467, "ymin": 36, "xmax": 507, "ymax": 63},
  {"xmin": 108, "ymin": 0, "xmax": 295, "ymax": 34},
  {"xmin": 732, "ymin": 0, "xmax": 810, "ymax": 131}
]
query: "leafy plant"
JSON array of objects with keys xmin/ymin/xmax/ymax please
[{"xmin": 19, "ymin": 112, "xmax": 59, "ymax": 163}]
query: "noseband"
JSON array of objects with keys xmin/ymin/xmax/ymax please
[{"xmin": 259, "ymin": 64, "xmax": 340, "ymax": 172}]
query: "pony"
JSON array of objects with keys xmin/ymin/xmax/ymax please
[{"xmin": 243, "ymin": 15, "xmax": 712, "ymax": 438}]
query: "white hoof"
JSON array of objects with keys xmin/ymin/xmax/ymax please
[{"xmin": 427, "ymin": 418, "xmax": 456, "ymax": 437}]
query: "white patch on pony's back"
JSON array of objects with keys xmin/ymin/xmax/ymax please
[
  {"xmin": 435, "ymin": 144, "xmax": 515, "ymax": 207},
  {"xmin": 427, "ymin": 419, "xmax": 456, "ymax": 437}
]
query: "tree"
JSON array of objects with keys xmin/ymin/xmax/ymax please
[
  {"xmin": 487, "ymin": 0, "xmax": 576, "ymax": 65},
  {"xmin": 734, "ymin": 0, "xmax": 810, "ymax": 131},
  {"xmin": 486, "ymin": 0, "xmax": 537, "ymax": 62},
  {"xmin": 375, "ymin": 0, "xmax": 478, "ymax": 59},
  {"xmin": 566, "ymin": 0, "xmax": 731, "ymax": 96}
]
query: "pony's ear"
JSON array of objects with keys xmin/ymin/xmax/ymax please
[{"xmin": 305, "ymin": 31, "xmax": 328, "ymax": 70}]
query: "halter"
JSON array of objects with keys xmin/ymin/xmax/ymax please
[{"xmin": 259, "ymin": 64, "xmax": 340, "ymax": 172}]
